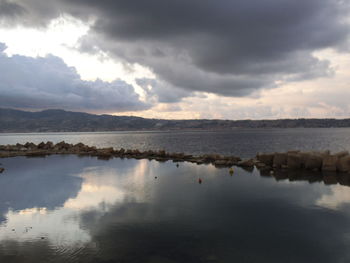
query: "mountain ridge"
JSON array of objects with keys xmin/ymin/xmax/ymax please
[{"xmin": 1, "ymin": 108, "xmax": 350, "ymax": 132}]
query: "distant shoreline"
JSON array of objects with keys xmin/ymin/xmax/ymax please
[
  {"xmin": 2, "ymin": 108, "xmax": 350, "ymax": 133},
  {"xmin": 3, "ymin": 127, "xmax": 350, "ymax": 134}
]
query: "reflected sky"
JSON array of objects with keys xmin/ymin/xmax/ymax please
[{"xmin": 1, "ymin": 156, "xmax": 350, "ymax": 262}]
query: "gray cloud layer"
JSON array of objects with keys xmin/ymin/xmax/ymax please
[
  {"xmin": 1, "ymin": 0, "xmax": 350, "ymax": 101},
  {"xmin": 0, "ymin": 43, "xmax": 148, "ymax": 112}
]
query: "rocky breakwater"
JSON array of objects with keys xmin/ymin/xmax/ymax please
[
  {"xmin": 256, "ymin": 150, "xmax": 350, "ymax": 174},
  {"xmin": 0, "ymin": 142, "xmax": 242, "ymax": 167},
  {"xmin": 2, "ymin": 142, "xmax": 349, "ymax": 175}
]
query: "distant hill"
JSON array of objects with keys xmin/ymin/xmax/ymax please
[{"xmin": 1, "ymin": 108, "xmax": 350, "ymax": 132}]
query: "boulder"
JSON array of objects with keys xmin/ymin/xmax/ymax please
[
  {"xmin": 323, "ymin": 175, "xmax": 338, "ymax": 185},
  {"xmin": 287, "ymin": 150, "xmax": 300, "ymax": 154},
  {"xmin": 43, "ymin": 141, "xmax": 54, "ymax": 150},
  {"xmin": 337, "ymin": 155, "xmax": 350, "ymax": 172},
  {"xmin": 158, "ymin": 150, "xmax": 166, "ymax": 157},
  {"xmin": 214, "ymin": 159, "xmax": 229, "ymax": 166},
  {"xmin": 125, "ymin": 149, "xmax": 133, "ymax": 155},
  {"xmin": 37, "ymin": 142, "xmax": 46, "ymax": 149},
  {"xmin": 24, "ymin": 142, "xmax": 37, "ymax": 149},
  {"xmin": 101, "ymin": 147, "xmax": 114, "ymax": 154},
  {"xmin": 273, "ymin": 153, "xmax": 287, "ymax": 168},
  {"xmin": 338, "ymin": 175, "xmax": 350, "ymax": 186},
  {"xmin": 304, "ymin": 154, "xmax": 323, "ymax": 170},
  {"xmin": 318, "ymin": 150, "xmax": 330, "ymax": 156},
  {"xmin": 257, "ymin": 153, "xmax": 274, "ymax": 166},
  {"xmin": 322, "ymin": 155, "xmax": 338, "ymax": 172},
  {"xmin": 203, "ymin": 154, "xmax": 221, "ymax": 162},
  {"xmin": 230, "ymin": 156, "xmax": 242, "ymax": 163},
  {"xmin": 132, "ymin": 149, "xmax": 141, "ymax": 155},
  {"xmin": 119, "ymin": 148, "xmax": 125, "ymax": 154},
  {"xmin": 237, "ymin": 159, "xmax": 255, "ymax": 168},
  {"xmin": 334, "ymin": 151, "xmax": 349, "ymax": 159},
  {"xmin": 287, "ymin": 153, "xmax": 302, "ymax": 169},
  {"xmin": 255, "ymin": 162, "xmax": 267, "ymax": 169},
  {"xmin": 55, "ymin": 141, "xmax": 71, "ymax": 150},
  {"xmin": 72, "ymin": 142, "xmax": 86, "ymax": 151},
  {"xmin": 171, "ymin": 152, "xmax": 185, "ymax": 159}
]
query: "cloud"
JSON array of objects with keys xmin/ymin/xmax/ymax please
[
  {"xmin": 0, "ymin": 0, "xmax": 24, "ymax": 18},
  {"xmin": 71, "ymin": 0, "xmax": 349, "ymax": 97},
  {"xmin": 0, "ymin": 43, "xmax": 149, "ymax": 112},
  {"xmin": 136, "ymin": 78, "xmax": 191, "ymax": 103},
  {"xmin": 1, "ymin": 0, "xmax": 350, "ymax": 100}
]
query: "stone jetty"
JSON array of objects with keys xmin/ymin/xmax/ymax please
[
  {"xmin": 1, "ymin": 142, "xmax": 350, "ymax": 174},
  {"xmin": 0, "ymin": 142, "xmax": 241, "ymax": 167},
  {"xmin": 256, "ymin": 150, "xmax": 350, "ymax": 173}
]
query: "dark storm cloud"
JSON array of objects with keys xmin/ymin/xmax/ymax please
[
  {"xmin": 0, "ymin": 43, "xmax": 149, "ymax": 112},
  {"xmin": 0, "ymin": 0, "xmax": 24, "ymax": 18},
  {"xmin": 3, "ymin": 0, "xmax": 350, "ymax": 99}
]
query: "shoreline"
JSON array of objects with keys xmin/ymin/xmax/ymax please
[{"xmin": 1, "ymin": 127, "xmax": 350, "ymax": 134}]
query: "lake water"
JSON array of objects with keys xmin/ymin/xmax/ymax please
[
  {"xmin": 1, "ymin": 155, "xmax": 350, "ymax": 262},
  {"xmin": 1, "ymin": 128, "xmax": 350, "ymax": 158}
]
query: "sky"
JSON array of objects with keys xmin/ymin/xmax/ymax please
[{"xmin": 0, "ymin": 0, "xmax": 350, "ymax": 119}]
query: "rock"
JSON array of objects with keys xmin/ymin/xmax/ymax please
[
  {"xmin": 170, "ymin": 152, "xmax": 185, "ymax": 159},
  {"xmin": 287, "ymin": 153, "xmax": 302, "ymax": 169},
  {"xmin": 72, "ymin": 142, "xmax": 87, "ymax": 152},
  {"xmin": 55, "ymin": 141, "xmax": 71, "ymax": 150},
  {"xmin": 304, "ymin": 154, "xmax": 323, "ymax": 170},
  {"xmin": 322, "ymin": 155, "xmax": 338, "ymax": 172},
  {"xmin": 125, "ymin": 149, "xmax": 133, "ymax": 155},
  {"xmin": 0, "ymin": 168, "xmax": 4, "ymax": 173},
  {"xmin": 273, "ymin": 153, "xmax": 287, "ymax": 168},
  {"xmin": 255, "ymin": 162, "xmax": 268, "ymax": 169},
  {"xmin": 337, "ymin": 155, "xmax": 350, "ymax": 172},
  {"xmin": 237, "ymin": 159, "xmax": 254, "ymax": 168},
  {"xmin": 158, "ymin": 150, "xmax": 166, "ymax": 157},
  {"xmin": 318, "ymin": 150, "xmax": 330, "ymax": 156},
  {"xmin": 214, "ymin": 159, "xmax": 229, "ymax": 166},
  {"xmin": 334, "ymin": 151, "xmax": 349, "ymax": 159},
  {"xmin": 183, "ymin": 154, "xmax": 194, "ymax": 160},
  {"xmin": 24, "ymin": 142, "xmax": 37, "ymax": 150},
  {"xmin": 323, "ymin": 175, "xmax": 338, "ymax": 185},
  {"xmin": 119, "ymin": 148, "xmax": 125, "ymax": 154},
  {"xmin": 195, "ymin": 159, "xmax": 205, "ymax": 165},
  {"xmin": 43, "ymin": 141, "xmax": 54, "ymax": 150},
  {"xmin": 37, "ymin": 142, "xmax": 46, "ymax": 149},
  {"xmin": 132, "ymin": 149, "xmax": 141, "ymax": 155},
  {"xmin": 338, "ymin": 175, "xmax": 350, "ymax": 186},
  {"xmin": 202, "ymin": 154, "xmax": 221, "ymax": 162},
  {"xmin": 257, "ymin": 153, "xmax": 274, "ymax": 166}
]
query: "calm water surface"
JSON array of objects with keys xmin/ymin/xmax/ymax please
[
  {"xmin": 1, "ymin": 155, "xmax": 350, "ymax": 262},
  {"xmin": 1, "ymin": 128, "xmax": 350, "ymax": 158}
]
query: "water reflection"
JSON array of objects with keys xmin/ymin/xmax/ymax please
[{"xmin": 1, "ymin": 156, "xmax": 350, "ymax": 262}]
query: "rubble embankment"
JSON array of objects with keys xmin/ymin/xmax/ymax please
[{"xmin": 1, "ymin": 142, "xmax": 350, "ymax": 174}]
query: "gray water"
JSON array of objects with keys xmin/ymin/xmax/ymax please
[
  {"xmin": 1, "ymin": 128, "xmax": 350, "ymax": 158},
  {"xmin": 0, "ymin": 155, "xmax": 350, "ymax": 262}
]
